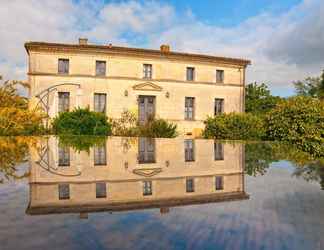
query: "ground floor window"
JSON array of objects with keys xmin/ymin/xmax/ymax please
[
  {"xmin": 185, "ymin": 139, "xmax": 195, "ymax": 162},
  {"xmin": 94, "ymin": 145, "xmax": 107, "ymax": 166},
  {"xmin": 58, "ymin": 146, "xmax": 70, "ymax": 166},
  {"xmin": 58, "ymin": 184, "xmax": 70, "ymax": 200},
  {"xmin": 185, "ymin": 97, "xmax": 195, "ymax": 120},
  {"xmin": 94, "ymin": 93, "xmax": 107, "ymax": 113},
  {"xmin": 215, "ymin": 176, "xmax": 224, "ymax": 190},
  {"xmin": 58, "ymin": 92, "xmax": 70, "ymax": 112},
  {"xmin": 214, "ymin": 142, "xmax": 224, "ymax": 160},
  {"xmin": 214, "ymin": 98, "xmax": 224, "ymax": 115}
]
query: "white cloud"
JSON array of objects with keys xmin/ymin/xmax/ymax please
[{"xmin": 0, "ymin": 0, "xmax": 323, "ymax": 96}]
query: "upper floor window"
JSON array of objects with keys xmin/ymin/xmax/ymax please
[
  {"xmin": 215, "ymin": 176, "xmax": 224, "ymax": 190},
  {"xmin": 216, "ymin": 70, "xmax": 224, "ymax": 83},
  {"xmin": 186, "ymin": 67, "xmax": 195, "ymax": 81},
  {"xmin": 143, "ymin": 64, "xmax": 152, "ymax": 79},
  {"xmin": 58, "ymin": 146, "xmax": 70, "ymax": 166},
  {"xmin": 94, "ymin": 93, "xmax": 106, "ymax": 113},
  {"xmin": 214, "ymin": 142, "xmax": 224, "ymax": 160},
  {"xmin": 143, "ymin": 181, "xmax": 152, "ymax": 196},
  {"xmin": 96, "ymin": 182, "xmax": 107, "ymax": 198},
  {"xmin": 186, "ymin": 178, "xmax": 195, "ymax": 193},
  {"xmin": 94, "ymin": 145, "xmax": 107, "ymax": 166},
  {"xmin": 185, "ymin": 97, "xmax": 195, "ymax": 120},
  {"xmin": 96, "ymin": 60, "xmax": 106, "ymax": 76},
  {"xmin": 184, "ymin": 139, "xmax": 195, "ymax": 162},
  {"xmin": 58, "ymin": 184, "xmax": 70, "ymax": 200},
  {"xmin": 58, "ymin": 59, "xmax": 69, "ymax": 74},
  {"xmin": 214, "ymin": 98, "xmax": 224, "ymax": 115},
  {"xmin": 58, "ymin": 92, "xmax": 70, "ymax": 112}
]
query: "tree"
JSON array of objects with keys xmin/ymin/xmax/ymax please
[
  {"xmin": 293, "ymin": 71, "xmax": 324, "ymax": 99},
  {"xmin": 245, "ymin": 82, "xmax": 281, "ymax": 114}
]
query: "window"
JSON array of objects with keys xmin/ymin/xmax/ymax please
[
  {"xmin": 185, "ymin": 97, "xmax": 195, "ymax": 120},
  {"xmin": 58, "ymin": 146, "xmax": 70, "ymax": 166},
  {"xmin": 185, "ymin": 139, "xmax": 195, "ymax": 162},
  {"xmin": 214, "ymin": 98, "xmax": 224, "ymax": 115},
  {"xmin": 138, "ymin": 138, "xmax": 155, "ymax": 164},
  {"xmin": 186, "ymin": 67, "xmax": 195, "ymax": 81},
  {"xmin": 215, "ymin": 176, "xmax": 224, "ymax": 190},
  {"xmin": 96, "ymin": 60, "xmax": 106, "ymax": 76},
  {"xmin": 143, "ymin": 64, "xmax": 152, "ymax": 79},
  {"xmin": 94, "ymin": 145, "xmax": 107, "ymax": 165},
  {"xmin": 58, "ymin": 92, "xmax": 70, "ymax": 112},
  {"xmin": 143, "ymin": 181, "xmax": 152, "ymax": 196},
  {"xmin": 214, "ymin": 142, "xmax": 224, "ymax": 160},
  {"xmin": 94, "ymin": 93, "xmax": 107, "ymax": 113},
  {"xmin": 58, "ymin": 59, "xmax": 69, "ymax": 74},
  {"xmin": 58, "ymin": 184, "xmax": 70, "ymax": 200},
  {"xmin": 186, "ymin": 178, "xmax": 194, "ymax": 193},
  {"xmin": 96, "ymin": 182, "xmax": 107, "ymax": 198},
  {"xmin": 216, "ymin": 70, "xmax": 224, "ymax": 83}
]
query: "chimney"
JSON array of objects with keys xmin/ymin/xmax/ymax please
[
  {"xmin": 160, "ymin": 44, "xmax": 170, "ymax": 53},
  {"xmin": 78, "ymin": 38, "xmax": 88, "ymax": 45}
]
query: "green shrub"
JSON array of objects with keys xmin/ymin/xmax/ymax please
[
  {"xmin": 203, "ymin": 112, "xmax": 266, "ymax": 140},
  {"xmin": 266, "ymin": 96, "xmax": 324, "ymax": 157},
  {"xmin": 139, "ymin": 118, "xmax": 178, "ymax": 138},
  {"xmin": 57, "ymin": 135, "xmax": 107, "ymax": 153},
  {"xmin": 109, "ymin": 110, "xmax": 139, "ymax": 137},
  {"xmin": 52, "ymin": 108, "xmax": 112, "ymax": 135}
]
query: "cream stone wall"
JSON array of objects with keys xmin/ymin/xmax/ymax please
[
  {"xmin": 28, "ymin": 48, "xmax": 247, "ymax": 135},
  {"xmin": 28, "ymin": 137, "xmax": 245, "ymax": 208}
]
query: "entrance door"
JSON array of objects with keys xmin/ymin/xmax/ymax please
[{"xmin": 138, "ymin": 96, "xmax": 155, "ymax": 124}]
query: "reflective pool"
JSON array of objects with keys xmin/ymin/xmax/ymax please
[{"xmin": 0, "ymin": 136, "xmax": 323, "ymax": 250}]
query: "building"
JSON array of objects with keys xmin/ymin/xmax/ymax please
[
  {"xmin": 25, "ymin": 39, "xmax": 251, "ymax": 135},
  {"xmin": 27, "ymin": 137, "xmax": 248, "ymax": 216}
]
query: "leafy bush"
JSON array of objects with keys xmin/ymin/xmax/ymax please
[
  {"xmin": 266, "ymin": 96, "xmax": 324, "ymax": 157},
  {"xmin": 52, "ymin": 108, "xmax": 112, "ymax": 135},
  {"xmin": 109, "ymin": 110, "xmax": 139, "ymax": 137},
  {"xmin": 58, "ymin": 135, "xmax": 107, "ymax": 153},
  {"xmin": 203, "ymin": 113, "xmax": 266, "ymax": 140},
  {"xmin": 139, "ymin": 118, "xmax": 178, "ymax": 138}
]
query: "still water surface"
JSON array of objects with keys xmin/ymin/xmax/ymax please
[{"xmin": 0, "ymin": 136, "xmax": 323, "ymax": 250}]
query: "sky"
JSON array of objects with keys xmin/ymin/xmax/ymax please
[{"xmin": 0, "ymin": 0, "xmax": 324, "ymax": 96}]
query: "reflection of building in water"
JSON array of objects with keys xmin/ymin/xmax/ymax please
[{"xmin": 27, "ymin": 137, "xmax": 249, "ymax": 215}]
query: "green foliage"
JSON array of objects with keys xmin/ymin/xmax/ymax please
[
  {"xmin": 266, "ymin": 96, "xmax": 324, "ymax": 157},
  {"xmin": 139, "ymin": 118, "xmax": 178, "ymax": 138},
  {"xmin": 57, "ymin": 135, "xmax": 107, "ymax": 153},
  {"xmin": 109, "ymin": 110, "xmax": 139, "ymax": 137},
  {"xmin": 52, "ymin": 108, "xmax": 112, "ymax": 135},
  {"xmin": 0, "ymin": 80, "xmax": 45, "ymax": 136},
  {"xmin": 293, "ymin": 73, "xmax": 324, "ymax": 100},
  {"xmin": 245, "ymin": 82, "xmax": 281, "ymax": 114},
  {"xmin": 110, "ymin": 110, "xmax": 178, "ymax": 138},
  {"xmin": 203, "ymin": 113, "xmax": 266, "ymax": 140}
]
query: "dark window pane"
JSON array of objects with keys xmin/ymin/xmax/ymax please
[
  {"xmin": 185, "ymin": 139, "xmax": 195, "ymax": 162},
  {"xmin": 216, "ymin": 70, "xmax": 224, "ymax": 83},
  {"xmin": 58, "ymin": 146, "xmax": 70, "ymax": 166},
  {"xmin": 58, "ymin": 59, "xmax": 69, "ymax": 74},
  {"xmin": 96, "ymin": 61, "xmax": 106, "ymax": 76},
  {"xmin": 94, "ymin": 93, "xmax": 107, "ymax": 113},
  {"xmin": 185, "ymin": 97, "xmax": 195, "ymax": 120},
  {"xmin": 58, "ymin": 92, "xmax": 70, "ymax": 112},
  {"xmin": 143, "ymin": 64, "xmax": 152, "ymax": 79},
  {"xmin": 186, "ymin": 178, "xmax": 194, "ymax": 192},
  {"xmin": 94, "ymin": 145, "xmax": 107, "ymax": 165},
  {"xmin": 143, "ymin": 181, "xmax": 152, "ymax": 196},
  {"xmin": 186, "ymin": 67, "xmax": 195, "ymax": 81},
  {"xmin": 214, "ymin": 142, "xmax": 224, "ymax": 160},
  {"xmin": 96, "ymin": 182, "xmax": 107, "ymax": 198},
  {"xmin": 58, "ymin": 184, "xmax": 70, "ymax": 200},
  {"xmin": 215, "ymin": 176, "xmax": 224, "ymax": 190},
  {"xmin": 214, "ymin": 98, "xmax": 224, "ymax": 115},
  {"xmin": 138, "ymin": 138, "xmax": 156, "ymax": 164}
]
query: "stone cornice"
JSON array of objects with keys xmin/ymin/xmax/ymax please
[
  {"xmin": 28, "ymin": 72, "xmax": 243, "ymax": 87},
  {"xmin": 25, "ymin": 42, "xmax": 251, "ymax": 67}
]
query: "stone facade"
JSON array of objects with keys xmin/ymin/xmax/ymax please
[{"xmin": 25, "ymin": 40, "xmax": 250, "ymax": 135}]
